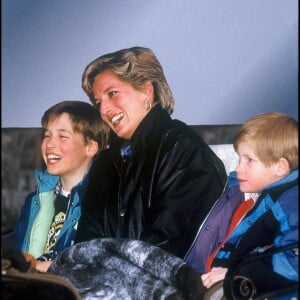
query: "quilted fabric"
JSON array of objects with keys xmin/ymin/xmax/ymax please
[{"xmin": 209, "ymin": 144, "xmax": 238, "ymax": 174}]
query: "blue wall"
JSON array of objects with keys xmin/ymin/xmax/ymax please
[{"xmin": 2, "ymin": 0, "xmax": 298, "ymax": 127}]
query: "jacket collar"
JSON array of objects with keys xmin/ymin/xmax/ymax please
[
  {"xmin": 109, "ymin": 105, "xmax": 172, "ymax": 157},
  {"xmin": 260, "ymin": 169, "xmax": 298, "ymax": 199},
  {"xmin": 131, "ymin": 105, "xmax": 171, "ymax": 154},
  {"xmin": 34, "ymin": 162, "xmax": 93, "ymax": 194},
  {"xmin": 263, "ymin": 169, "xmax": 298, "ymax": 191}
]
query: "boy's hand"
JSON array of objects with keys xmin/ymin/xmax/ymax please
[
  {"xmin": 35, "ymin": 260, "xmax": 53, "ymax": 273},
  {"xmin": 22, "ymin": 252, "xmax": 37, "ymax": 268},
  {"xmin": 201, "ymin": 267, "xmax": 228, "ymax": 288}
]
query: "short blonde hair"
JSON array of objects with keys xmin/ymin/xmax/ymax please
[
  {"xmin": 82, "ymin": 46, "xmax": 175, "ymax": 115},
  {"xmin": 234, "ymin": 112, "xmax": 298, "ymax": 170}
]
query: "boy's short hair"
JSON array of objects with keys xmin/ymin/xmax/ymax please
[
  {"xmin": 41, "ymin": 100, "xmax": 109, "ymax": 152},
  {"xmin": 234, "ymin": 112, "xmax": 298, "ymax": 170}
]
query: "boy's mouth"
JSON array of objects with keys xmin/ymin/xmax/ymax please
[{"xmin": 47, "ymin": 154, "xmax": 61, "ymax": 162}]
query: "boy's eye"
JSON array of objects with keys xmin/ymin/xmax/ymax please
[
  {"xmin": 43, "ymin": 133, "xmax": 50, "ymax": 139},
  {"xmin": 247, "ymin": 157, "xmax": 256, "ymax": 163}
]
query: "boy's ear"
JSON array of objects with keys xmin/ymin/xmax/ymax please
[
  {"xmin": 87, "ymin": 140, "xmax": 99, "ymax": 156},
  {"xmin": 274, "ymin": 158, "xmax": 290, "ymax": 177}
]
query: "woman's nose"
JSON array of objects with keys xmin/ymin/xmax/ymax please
[{"xmin": 100, "ymin": 98, "xmax": 112, "ymax": 116}]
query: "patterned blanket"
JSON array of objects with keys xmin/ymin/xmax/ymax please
[{"xmin": 49, "ymin": 238, "xmax": 205, "ymax": 299}]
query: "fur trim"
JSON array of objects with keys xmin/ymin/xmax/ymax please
[{"xmin": 49, "ymin": 238, "xmax": 205, "ymax": 299}]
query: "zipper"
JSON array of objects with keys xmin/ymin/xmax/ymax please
[
  {"xmin": 113, "ymin": 159, "xmax": 123, "ymax": 237},
  {"xmin": 24, "ymin": 178, "xmax": 41, "ymax": 251}
]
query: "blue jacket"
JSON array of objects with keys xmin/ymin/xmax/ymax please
[
  {"xmin": 185, "ymin": 170, "xmax": 298, "ymax": 284},
  {"xmin": 5, "ymin": 168, "xmax": 90, "ymax": 260}
]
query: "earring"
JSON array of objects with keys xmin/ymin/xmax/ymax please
[{"xmin": 144, "ymin": 99, "xmax": 152, "ymax": 111}]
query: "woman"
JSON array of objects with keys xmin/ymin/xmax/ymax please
[{"xmin": 75, "ymin": 46, "xmax": 227, "ymax": 258}]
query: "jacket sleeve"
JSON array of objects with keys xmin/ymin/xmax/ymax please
[
  {"xmin": 140, "ymin": 133, "xmax": 227, "ymax": 258},
  {"xmin": 225, "ymin": 244, "xmax": 298, "ymax": 297},
  {"xmin": 75, "ymin": 151, "xmax": 119, "ymax": 243},
  {"xmin": 225, "ymin": 186, "xmax": 299, "ymax": 296},
  {"xmin": 2, "ymin": 192, "xmax": 35, "ymax": 252}
]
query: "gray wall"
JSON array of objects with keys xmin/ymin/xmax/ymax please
[{"xmin": 2, "ymin": 0, "xmax": 298, "ymax": 128}]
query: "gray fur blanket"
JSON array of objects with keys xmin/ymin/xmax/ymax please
[{"xmin": 49, "ymin": 238, "xmax": 205, "ymax": 299}]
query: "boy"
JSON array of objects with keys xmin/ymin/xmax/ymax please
[
  {"xmin": 185, "ymin": 112, "xmax": 298, "ymax": 297},
  {"xmin": 3, "ymin": 100, "xmax": 109, "ymax": 272}
]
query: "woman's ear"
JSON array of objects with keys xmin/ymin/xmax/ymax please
[
  {"xmin": 86, "ymin": 140, "xmax": 99, "ymax": 157},
  {"xmin": 144, "ymin": 81, "xmax": 154, "ymax": 102},
  {"xmin": 274, "ymin": 158, "xmax": 290, "ymax": 177}
]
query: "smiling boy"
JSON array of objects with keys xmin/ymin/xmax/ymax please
[
  {"xmin": 185, "ymin": 112, "xmax": 298, "ymax": 298},
  {"xmin": 4, "ymin": 100, "xmax": 109, "ymax": 272}
]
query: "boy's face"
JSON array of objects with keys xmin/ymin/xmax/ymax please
[
  {"xmin": 235, "ymin": 140, "xmax": 281, "ymax": 193},
  {"xmin": 41, "ymin": 113, "xmax": 96, "ymax": 183}
]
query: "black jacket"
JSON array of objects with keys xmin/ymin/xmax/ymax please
[{"xmin": 76, "ymin": 105, "xmax": 227, "ymax": 258}]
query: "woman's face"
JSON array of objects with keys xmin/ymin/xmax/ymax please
[{"xmin": 92, "ymin": 69, "xmax": 152, "ymax": 140}]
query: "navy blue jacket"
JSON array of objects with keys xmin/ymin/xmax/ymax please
[{"xmin": 185, "ymin": 170, "xmax": 298, "ymax": 291}]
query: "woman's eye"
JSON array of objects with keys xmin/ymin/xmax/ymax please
[{"xmin": 108, "ymin": 91, "xmax": 117, "ymax": 97}]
